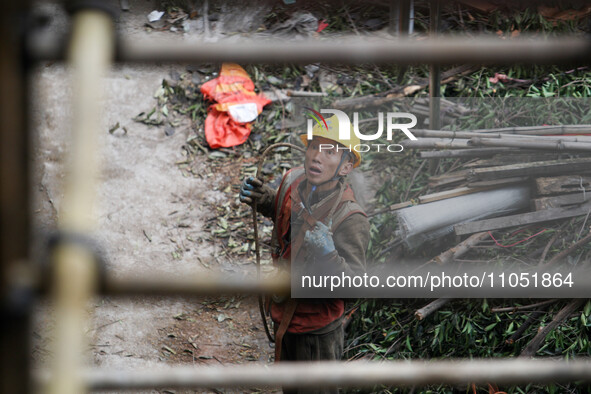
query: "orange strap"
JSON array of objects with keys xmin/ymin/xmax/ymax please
[{"xmin": 274, "ymin": 299, "xmax": 298, "ymax": 361}]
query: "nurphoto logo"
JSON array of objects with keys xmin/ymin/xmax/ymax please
[{"xmin": 305, "ymin": 108, "xmax": 418, "ymax": 153}]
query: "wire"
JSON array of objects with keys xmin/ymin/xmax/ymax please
[{"xmin": 488, "ymin": 228, "xmax": 548, "ymax": 248}]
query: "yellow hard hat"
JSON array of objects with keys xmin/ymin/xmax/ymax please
[{"xmin": 299, "ymin": 114, "xmax": 362, "ymax": 168}]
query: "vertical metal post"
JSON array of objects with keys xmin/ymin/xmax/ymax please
[
  {"xmin": 0, "ymin": 2, "xmax": 33, "ymax": 393},
  {"xmin": 429, "ymin": 0, "xmax": 441, "ymax": 174},
  {"xmin": 47, "ymin": 8, "xmax": 114, "ymax": 394},
  {"xmin": 398, "ymin": 0, "xmax": 411, "ymax": 36},
  {"xmin": 388, "ymin": 1, "xmax": 399, "ymax": 35},
  {"xmin": 392, "ymin": 0, "xmax": 412, "ymax": 83},
  {"xmin": 429, "ymin": 0, "xmax": 441, "ymax": 130}
]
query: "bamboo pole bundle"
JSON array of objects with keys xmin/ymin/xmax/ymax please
[{"xmin": 412, "ymin": 129, "xmax": 591, "ymax": 142}]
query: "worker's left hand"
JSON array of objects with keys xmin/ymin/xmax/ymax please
[{"xmin": 304, "ymin": 222, "xmax": 335, "ymax": 257}]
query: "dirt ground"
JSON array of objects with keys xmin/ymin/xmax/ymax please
[{"xmin": 31, "ymin": 1, "xmax": 276, "ymax": 392}]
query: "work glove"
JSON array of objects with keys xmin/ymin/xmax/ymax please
[
  {"xmin": 304, "ymin": 221, "xmax": 336, "ymax": 257},
  {"xmin": 239, "ymin": 176, "xmax": 265, "ymax": 206}
]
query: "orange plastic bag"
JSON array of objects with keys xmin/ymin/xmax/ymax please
[{"xmin": 200, "ymin": 63, "xmax": 271, "ymax": 148}]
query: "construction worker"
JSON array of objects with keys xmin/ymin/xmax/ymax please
[{"xmin": 239, "ymin": 115, "xmax": 370, "ymax": 391}]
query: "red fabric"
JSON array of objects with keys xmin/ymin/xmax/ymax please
[
  {"xmin": 204, "ymin": 109, "xmax": 252, "ymax": 149},
  {"xmin": 271, "ymin": 299, "xmax": 344, "ymax": 334},
  {"xmin": 200, "ymin": 63, "xmax": 271, "ymax": 149}
]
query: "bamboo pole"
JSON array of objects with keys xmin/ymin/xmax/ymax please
[
  {"xmin": 412, "ymin": 129, "xmax": 591, "ymax": 142},
  {"xmin": 401, "ymin": 138, "xmax": 470, "ymax": 149},
  {"xmin": 34, "ymin": 359, "xmax": 591, "ymax": 390},
  {"xmin": 414, "ymin": 125, "xmax": 591, "ymax": 136},
  {"xmin": 47, "ymin": 9, "xmax": 114, "ymax": 394},
  {"xmin": 420, "ymin": 148, "xmax": 521, "ymax": 159},
  {"xmin": 468, "ymin": 137, "xmax": 591, "ymax": 152}
]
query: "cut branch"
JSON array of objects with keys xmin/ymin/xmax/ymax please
[
  {"xmin": 505, "ymin": 302, "xmax": 554, "ymax": 345},
  {"xmin": 429, "ymin": 232, "xmax": 489, "ymax": 265},
  {"xmin": 491, "ymin": 299, "xmax": 558, "ymax": 313},
  {"xmin": 519, "ymin": 299, "xmax": 585, "ymax": 358},
  {"xmin": 542, "ymin": 231, "xmax": 591, "ymax": 268},
  {"xmin": 415, "ymin": 298, "xmax": 451, "ymax": 320}
]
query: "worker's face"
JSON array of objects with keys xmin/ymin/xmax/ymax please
[{"xmin": 304, "ymin": 137, "xmax": 353, "ymax": 189}]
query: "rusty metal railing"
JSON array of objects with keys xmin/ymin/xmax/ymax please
[{"xmin": 29, "ymin": 35, "xmax": 591, "ymax": 65}]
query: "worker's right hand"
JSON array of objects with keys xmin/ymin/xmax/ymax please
[{"xmin": 239, "ymin": 176, "xmax": 265, "ymax": 206}]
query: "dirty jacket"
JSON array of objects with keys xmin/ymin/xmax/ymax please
[{"xmin": 257, "ymin": 167, "xmax": 370, "ymax": 334}]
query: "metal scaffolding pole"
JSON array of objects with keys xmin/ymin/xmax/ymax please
[
  {"xmin": 429, "ymin": 0, "xmax": 441, "ymax": 130},
  {"xmin": 0, "ymin": 2, "xmax": 33, "ymax": 393},
  {"xmin": 35, "ymin": 359, "xmax": 591, "ymax": 390},
  {"xmin": 103, "ymin": 273, "xmax": 290, "ymax": 297},
  {"xmin": 429, "ymin": 0, "xmax": 442, "ymax": 174},
  {"xmin": 47, "ymin": 8, "xmax": 114, "ymax": 394},
  {"xmin": 28, "ymin": 35, "xmax": 591, "ymax": 65}
]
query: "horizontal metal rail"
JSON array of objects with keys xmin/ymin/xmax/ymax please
[
  {"xmin": 28, "ymin": 35, "xmax": 591, "ymax": 65},
  {"xmin": 103, "ymin": 273, "xmax": 290, "ymax": 296},
  {"xmin": 34, "ymin": 359, "xmax": 591, "ymax": 390}
]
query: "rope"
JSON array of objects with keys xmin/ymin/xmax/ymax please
[{"xmin": 253, "ymin": 143, "xmax": 305, "ymax": 343}]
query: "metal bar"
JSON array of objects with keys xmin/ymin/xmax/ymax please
[
  {"xmin": 388, "ymin": 1, "xmax": 399, "ymax": 35},
  {"xmin": 428, "ymin": 0, "xmax": 442, "ymax": 175},
  {"xmin": 429, "ymin": 0, "xmax": 441, "ymax": 130},
  {"xmin": 47, "ymin": 9, "xmax": 114, "ymax": 394},
  {"xmin": 35, "ymin": 359, "xmax": 591, "ymax": 390},
  {"xmin": 398, "ymin": 0, "xmax": 411, "ymax": 36},
  {"xmin": 0, "ymin": 2, "xmax": 33, "ymax": 393},
  {"xmin": 103, "ymin": 274, "xmax": 290, "ymax": 297},
  {"xmin": 27, "ymin": 35, "xmax": 591, "ymax": 65}
]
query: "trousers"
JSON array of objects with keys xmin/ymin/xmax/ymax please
[{"xmin": 281, "ymin": 324, "xmax": 344, "ymax": 394}]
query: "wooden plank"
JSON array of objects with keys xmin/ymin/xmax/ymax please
[
  {"xmin": 428, "ymin": 175, "xmax": 466, "ymax": 189},
  {"xmin": 387, "ymin": 186, "xmax": 491, "ymax": 212},
  {"xmin": 454, "ymin": 202, "xmax": 591, "ymax": 235},
  {"xmin": 463, "ymin": 153, "xmax": 564, "ymax": 168},
  {"xmin": 428, "ymin": 169, "xmax": 469, "ymax": 188},
  {"xmin": 535, "ymin": 175, "xmax": 591, "ymax": 196},
  {"xmin": 418, "ymin": 186, "xmax": 490, "ymax": 204},
  {"xmin": 467, "ymin": 177, "xmax": 528, "ymax": 188},
  {"xmin": 467, "ymin": 158, "xmax": 591, "ymax": 182},
  {"xmin": 388, "ymin": 201, "xmax": 414, "ymax": 211},
  {"xmin": 533, "ymin": 192, "xmax": 591, "ymax": 210}
]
